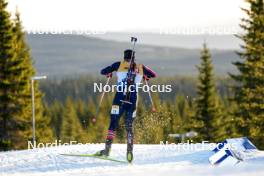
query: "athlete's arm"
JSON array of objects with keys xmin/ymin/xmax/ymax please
[
  {"xmin": 101, "ymin": 62, "xmax": 120, "ymax": 76},
  {"xmin": 143, "ymin": 65, "xmax": 157, "ymax": 80}
]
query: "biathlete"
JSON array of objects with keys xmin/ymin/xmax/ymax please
[{"xmin": 95, "ymin": 49, "xmax": 156, "ymax": 163}]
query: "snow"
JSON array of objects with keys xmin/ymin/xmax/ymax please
[{"xmin": 0, "ymin": 143, "xmax": 264, "ymax": 176}]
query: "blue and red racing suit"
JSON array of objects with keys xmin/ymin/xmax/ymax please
[{"xmin": 101, "ymin": 60, "xmax": 156, "ymax": 146}]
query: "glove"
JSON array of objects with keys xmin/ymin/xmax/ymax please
[
  {"xmin": 106, "ymin": 73, "xmax": 112, "ymax": 78},
  {"xmin": 143, "ymin": 75, "xmax": 150, "ymax": 81}
]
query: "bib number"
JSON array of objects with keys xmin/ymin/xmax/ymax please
[{"xmin": 111, "ymin": 105, "xmax": 120, "ymax": 115}]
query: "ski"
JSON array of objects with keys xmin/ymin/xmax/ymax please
[{"xmin": 60, "ymin": 153, "xmax": 128, "ymax": 163}]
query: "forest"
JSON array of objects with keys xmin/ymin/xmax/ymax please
[{"xmin": 0, "ymin": 0, "xmax": 263, "ymax": 151}]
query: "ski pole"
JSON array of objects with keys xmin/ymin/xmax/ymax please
[
  {"xmin": 144, "ymin": 79, "xmax": 156, "ymax": 112},
  {"xmin": 92, "ymin": 77, "xmax": 110, "ymax": 123}
]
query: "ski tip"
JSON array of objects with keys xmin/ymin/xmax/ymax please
[{"xmin": 126, "ymin": 152, "xmax": 133, "ymax": 163}]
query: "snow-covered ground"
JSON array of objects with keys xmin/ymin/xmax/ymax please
[{"xmin": 0, "ymin": 143, "xmax": 264, "ymax": 176}]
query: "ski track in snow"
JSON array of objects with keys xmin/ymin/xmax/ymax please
[{"xmin": 0, "ymin": 144, "xmax": 264, "ymax": 176}]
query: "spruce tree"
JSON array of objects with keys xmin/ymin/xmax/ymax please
[
  {"xmin": 45, "ymin": 100, "xmax": 63, "ymax": 139},
  {"xmin": 0, "ymin": 0, "xmax": 16, "ymax": 150},
  {"xmin": 231, "ymin": 0, "xmax": 264, "ymax": 148},
  {"xmin": 60, "ymin": 97, "xmax": 85, "ymax": 143},
  {"xmin": 14, "ymin": 10, "xmax": 54, "ymax": 147},
  {"xmin": 191, "ymin": 44, "xmax": 224, "ymax": 142},
  {"xmin": 175, "ymin": 95, "xmax": 193, "ymax": 136},
  {"xmin": 0, "ymin": 2, "xmax": 53, "ymax": 150}
]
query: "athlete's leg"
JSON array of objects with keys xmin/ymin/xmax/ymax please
[
  {"xmin": 124, "ymin": 92, "xmax": 137, "ymax": 162},
  {"xmin": 125, "ymin": 104, "xmax": 136, "ymax": 149},
  {"xmin": 99, "ymin": 92, "xmax": 124, "ymax": 156},
  {"xmin": 103, "ymin": 106, "xmax": 124, "ymax": 154}
]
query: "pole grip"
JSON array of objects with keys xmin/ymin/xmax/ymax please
[{"xmin": 131, "ymin": 37, "xmax": 137, "ymax": 42}]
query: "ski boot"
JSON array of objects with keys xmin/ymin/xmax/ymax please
[
  {"xmin": 95, "ymin": 149, "xmax": 110, "ymax": 157},
  {"xmin": 95, "ymin": 139, "xmax": 112, "ymax": 157}
]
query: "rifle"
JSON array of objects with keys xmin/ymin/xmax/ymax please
[{"xmin": 121, "ymin": 37, "xmax": 137, "ymax": 104}]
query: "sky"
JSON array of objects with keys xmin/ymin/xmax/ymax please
[{"xmin": 7, "ymin": 0, "xmax": 248, "ymax": 34}]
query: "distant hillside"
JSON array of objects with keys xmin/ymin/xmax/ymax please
[
  {"xmin": 26, "ymin": 34, "xmax": 239, "ymax": 77},
  {"xmin": 94, "ymin": 32, "xmax": 242, "ymax": 49}
]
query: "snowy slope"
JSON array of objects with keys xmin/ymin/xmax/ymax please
[{"xmin": 0, "ymin": 144, "xmax": 264, "ymax": 176}]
